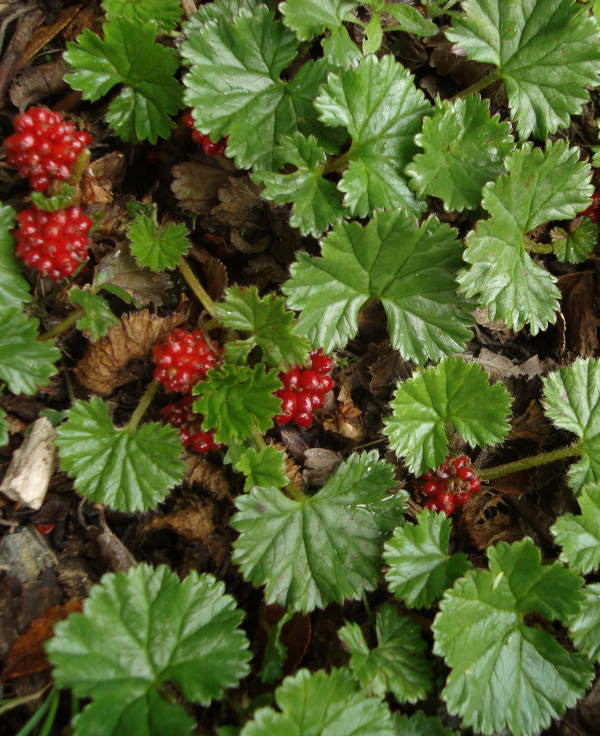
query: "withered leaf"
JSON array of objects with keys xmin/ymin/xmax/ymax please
[
  {"xmin": 95, "ymin": 246, "xmax": 173, "ymax": 307},
  {"xmin": 212, "ymin": 176, "xmax": 262, "ymax": 228},
  {"xmin": 185, "ymin": 454, "xmax": 230, "ymax": 500},
  {"xmin": 187, "ymin": 245, "xmax": 228, "ymax": 301},
  {"xmin": 75, "ymin": 310, "xmax": 185, "ymax": 395},
  {"xmin": 558, "ymin": 271, "xmax": 600, "ymax": 357},
  {"xmin": 141, "ymin": 496, "xmax": 215, "ymax": 544},
  {"xmin": 171, "ymin": 156, "xmax": 233, "ymax": 214}
]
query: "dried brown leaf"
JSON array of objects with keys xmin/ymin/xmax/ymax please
[
  {"xmin": 74, "ymin": 310, "xmax": 185, "ymax": 395},
  {"xmin": 185, "ymin": 455, "xmax": 230, "ymax": 499},
  {"xmin": 508, "ymin": 400, "xmax": 553, "ymax": 443},
  {"xmin": 212, "ymin": 176, "xmax": 262, "ymax": 228},
  {"xmin": 558, "ymin": 271, "xmax": 600, "ymax": 357},
  {"xmin": 457, "ymin": 489, "xmax": 519, "ymax": 550},
  {"xmin": 269, "ymin": 440, "xmax": 303, "ymax": 490},
  {"xmin": 171, "ymin": 157, "xmax": 232, "ymax": 214},
  {"xmin": 187, "ymin": 245, "xmax": 228, "ymax": 301},
  {"xmin": 9, "ymin": 57, "xmax": 69, "ymax": 111},
  {"xmin": 141, "ymin": 497, "xmax": 215, "ymax": 544},
  {"xmin": 94, "ymin": 247, "xmax": 173, "ymax": 307}
]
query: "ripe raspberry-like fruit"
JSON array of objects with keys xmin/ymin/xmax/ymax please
[
  {"xmin": 13, "ymin": 205, "xmax": 92, "ymax": 280},
  {"xmin": 182, "ymin": 110, "xmax": 227, "ymax": 156},
  {"xmin": 417, "ymin": 455, "xmax": 482, "ymax": 515},
  {"xmin": 4, "ymin": 107, "xmax": 91, "ymax": 192},
  {"xmin": 274, "ymin": 349, "xmax": 333, "ymax": 428},
  {"xmin": 162, "ymin": 396, "xmax": 221, "ymax": 454},
  {"xmin": 153, "ymin": 328, "xmax": 220, "ymax": 393},
  {"xmin": 581, "ymin": 188, "xmax": 600, "ymax": 223}
]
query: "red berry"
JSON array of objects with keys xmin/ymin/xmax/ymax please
[
  {"xmin": 153, "ymin": 329, "xmax": 220, "ymax": 393},
  {"xmin": 13, "ymin": 205, "xmax": 91, "ymax": 280},
  {"xmin": 275, "ymin": 388, "xmax": 297, "ymax": 417},
  {"xmin": 457, "ymin": 466, "xmax": 475, "ymax": 481},
  {"xmin": 452, "ymin": 455, "xmax": 469, "ymax": 469},
  {"xmin": 317, "ymin": 375, "xmax": 334, "ymax": 392},
  {"xmin": 436, "ymin": 492, "xmax": 456, "ymax": 515},
  {"xmin": 422, "ymin": 480, "xmax": 439, "ymax": 497},
  {"xmin": 294, "ymin": 411, "xmax": 313, "ymax": 428},
  {"xmin": 307, "ymin": 391, "xmax": 325, "ymax": 408},
  {"xmin": 36, "ymin": 522, "xmax": 56, "ymax": 534},
  {"xmin": 280, "ymin": 367, "xmax": 301, "ymax": 390},
  {"xmin": 581, "ymin": 189, "xmax": 600, "ymax": 222},
  {"xmin": 273, "ymin": 349, "xmax": 333, "ymax": 429},
  {"xmin": 300, "ymin": 369, "xmax": 321, "ymax": 392},
  {"xmin": 425, "ymin": 498, "xmax": 441, "ymax": 512},
  {"xmin": 183, "ymin": 110, "xmax": 227, "ymax": 156},
  {"xmin": 454, "ymin": 490, "xmax": 471, "ymax": 505},
  {"xmin": 162, "ymin": 396, "xmax": 221, "ymax": 454},
  {"xmin": 310, "ymin": 349, "xmax": 332, "ymax": 374},
  {"xmin": 5, "ymin": 107, "xmax": 90, "ymax": 191},
  {"xmin": 469, "ymin": 477, "xmax": 482, "ymax": 493},
  {"xmin": 294, "ymin": 393, "xmax": 313, "ymax": 416}
]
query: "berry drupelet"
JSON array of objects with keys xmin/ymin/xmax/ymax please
[
  {"xmin": 274, "ymin": 349, "xmax": 334, "ymax": 428},
  {"xmin": 153, "ymin": 328, "xmax": 220, "ymax": 394},
  {"xmin": 162, "ymin": 396, "xmax": 221, "ymax": 454},
  {"xmin": 418, "ymin": 455, "xmax": 482, "ymax": 515},
  {"xmin": 4, "ymin": 107, "xmax": 91, "ymax": 192},
  {"xmin": 182, "ymin": 110, "xmax": 227, "ymax": 156}
]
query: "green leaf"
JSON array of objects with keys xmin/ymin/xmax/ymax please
[
  {"xmin": 181, "ymin": 6, "xmax": 338, "ymax": 171},
  {"xmin": 64, "ymin": 17, "xmax": 181, "ymax": 143},
  {"xmin": 0, "ymin": 407, "xmax": 8, "ymax": 447},
  {"xmin": 391, "ymin": 711, "xmax": 458, "ymax": 736},
  {"xmin": 216, "ymin": 285, "xmax": 310, "ymax": 368},
  {"xmin": 235, "ymin": 446, "xmax": 288, "ymax": 492},
  {"xmin": 69, "ymin": 286, "xmax": 119, "ymax": 340},
  {"xmin": 543, "ymin": 358, "xmax": 600, "ymax": 494},
  {"xmin": 284, "ymin": 210, "xmax": 473, "ymax": 362},
  {"xmin": 552, "ymin": 218, "xmax": 599, "ymax": 264},
  {"xmin": 128, "ymin": 216, "xmax": 190, "ymax": 271},
  {"xmin": 383, "ymin": 357, "xmax": 511, "ymax": 474},
  {"xmin": 314, "ymin": 54, "xmax": 430, "ymax": 217},
  {"xmin": 433, "ymin": 538, "xmax": 592, "ymax": 736},
  {"xmin": 103, "ymin": 0, "xmax": 182, "ymax": 32},
  {"xmin": 231, "ymin": 451, "xmax": 399, "ymax": 612},
  {"xmin": 46, "ymin": 564, "xmax": 251, "ymax": 736},
  {"xmin": 193, "ymin": 363, "xmax": 281, "ymax": 445},
  {"xmin": 339, "ymin": 604, "xmax": 433, "ymax": 703},
  {"xmin": 446, "ymin": 0, "xmax": 600, "ymax": 140},
  {"xmin": 384, "ymin": 509, "xmax": 473, "ymax": 608},
  {"xmin": 31, "ymin": 185, "xmax": 76, "ymax": 212},
  {"xmin": 385, "ymin": 4, "xmax": 438, "ymax": 36},
  {"xmin": 279, "ymin": 0, "xmax": 358, "ymax": 40},
  {"xmin": 253, "ymin": 133, "xmax": 348, "ymax": 236},
  {"xmin": 568, "ymin": 583, "xmax": 600, "ymax": 664},
  {"xmin": 405, "ymin": 95, "xmax": 514, "ymax": 212},
  {"xmin": 363, "ymin": 13, "xmax": 383, "ymax": 54},
  {"xmin": 551, "ymin": 484, "xmax": 600, "ymax": 573},
  {"xmin": 241, "ymin": 668, "xmax": 394, "ymax": 735},
  {"xmin": 0, "ymin": 204, "xmax": 30, "ymax": 308},
  {"xmin": 56, "ymin": 396, "xmax": 185, "ymax": 512},
  {"xmin": 187, "ymin": 0, "xmax": 260, "ymax": 25},
  {"xmin": 0, "ymin": 308, "xmax": 59, "ymax": 394}
]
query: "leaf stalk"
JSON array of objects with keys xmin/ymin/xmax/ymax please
[
  {"xmin": 177, "ymin": 257, "xmax": 217, "ymax": 318},
  {"xmin": 478, "ymin": 443, "xmax": 582, "ymax": 481}
]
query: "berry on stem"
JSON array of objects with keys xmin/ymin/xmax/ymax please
[
  {"xmin": 4, "ymin": 106, "xmax": 91, "ymax": 192},
  {"xmin": 162, "ymin": 396, "xmax": 221, "ymax": 454},
  {"xmin": 153, "ymin": 328, "xmax": 220, "ymax": 394},
  {"xmin": 13, "ymin": 205, "xmax": 92, "ymax": 280},
  {"xmin": 416, "ymin": 455, "xmax": 482, "ymax": 515},
  {"xmin": 182, "ymin": 110, "xmax": 227, "ymax": 156},
  {"xmin": 274, "ymin": 349, "xmax": 334, "ymax": 429}
]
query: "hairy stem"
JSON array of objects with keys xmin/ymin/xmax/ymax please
[
  {"xmin": 39, "ymin": 309, "xmax": 82, "ymax": 341},
  {"xmin": 478, "ymin": 444, "xmax": 582, "ymax": 481},
  {"xmin": 451, "ymin": 70, "xmax": 501, "ymax": 101},
  {"xmin": 124, "ymin": 381, "xmax": 159, "ymax": 433},
  {"xmin": 177, "ymin": 257, "xmax": 217, "ymax": 318}
]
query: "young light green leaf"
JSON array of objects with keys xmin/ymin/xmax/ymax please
[
  {"xmin": 64, "ymin": 17, "xmax": 181, "ymax": 143},
  {"xmin": 568, "ymin": 583, "xmax": 600, "ymax": 664},
  {"xmin": 551, "ymin": 484, "xmax": 600, "ymax": 573},
  {"xmin": 103, "ymin": 0, "xmax": 182, "ymax": 32},
  {"xmin": 433, "ymin": 538, "xmax": 592, "ymax": 736},
  {"xmin": 446, "ymin": 0, "xmax": 600, "ymax": 140},
  {"xmin": 241, "ymin": 668, "xmax": 394, "ymax": 736},
  {"xmin": 363, "ymin": 13, "xmax": 383, "ymax": 54},
  {"xmin": 392, "ymin": 711, "xmax": 459, "ymax": 736},
  {"xmin": 56, "ymin": 396, "xmax": 185, "ymax": 512},
  {"xmin": 193, "ymin": 364, "xmax": 281, "ymax": 444},
  {"xmin": 279, "ymin": 0, "xmax": 358, "ymax": 40},
  {"xmin": 543, "ymin": 358, "xmax": 600, "ymax": 494},
  {"xmin": 128, "ymin": 216, "xmax": 190, "ymax": 271},
  {"xmin": 0, "ymin": 308, "xmax": 59, "ymax": 395},
  {"xmin": 187, "ymin": 0, "xmax": 260, "ymax": 25},
  {"xmin": 215, "ymin": 285, "xmax": 310, "ymax": 368},
  {"xmin": 284, "ymin": 210, "xmax": 473, "ymax": 362},
  {"xmin": 405, "ymin": 95, "xmax": 514, "ymax": 212},
  {"xmin": 235, "ymin": 446, "xmax": 288, "ymax": 492},
  {"xmin": 314, "ymin": 54, "xmax": 430, "ymax": 217},
  {"xmin": 0, "ymin": 204, "xmax": 30, "ymax": 307},
  {"xmin": 69, "ymin": 286, "xmax": 119, "ymax": 340},
  {"xmin": 385, "ymin": 4, "xmax": 438, "ymax": 36},
  {"xmin": 482, "ymin": 142, "xmax": 593, "ymax": 233},
  {"xmin": 231, "ymin": 451, "xmax": 400, "ymax": 612},
  {"xmin": 0, "ymin": 407, "xmax": 8, "ymax": 447},
  {"xmin": 552, "ymin": 218, "xmax": 599, "ymax": 264},
  {"xmin": 46, "ymin": 564, "xmax": 251, "ymax": 736},
  {"xmin": 383, "ymin": 357, "xmax": 511, "ymax": 474},
  {"xmin": 384, "ymin": 509, "xmax": 472, "ymax": 608},
  {"xmin": 253, "ymin": 133, "xmax": 348, "ymax": 237},
  {"xmin": 31, "ymin": 186, "xmax": 76, "ymax": 213},
  {"xmin": 181, "ymin": 6, "xmax": 338, "ymax": 171},
  {"xmin": 339, "ymin": 605, "xmax": 433, "ymax": 703}
]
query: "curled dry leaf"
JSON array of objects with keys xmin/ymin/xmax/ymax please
[
  {"xmin": 9, "ymin": 56, "xmax": 70, "ymax": 111},
  {"xmin": 74, "ymin": 310, "xmax": 185, "ymax": 395},
  {"xmin": 81, "ymin": 151, "xmax": 126, "ymax": 206},
  {"xmin": 269, "ymin": 440, "xmax": 303, "ymax": 490},
  {"xmin": 508, "ymin": 400, "xmax": 553, "ymax": 443},
  {"xmin": 141, "ymin": 496, "xmax": 215, "ymax": 545},
  {"xmin": 184, "ymin": 454, "xmax": 230, "ymax": 500},
  {"xmin": 94, "ymin": 247, "xmax": 173, "ymax": 307},
  {"xmin": 171, "ymin": 156, "xmax": 232, "ymax": 214},
  {"xmin": 457, "ymin": 489, "xmax": 520, "ymax": 550},
  {"xmin": 212, "ymin": 176, "xmax": 263, "ymax": 228},
  {"xmin": 187, "ymin": 244, "xmax": 228, "ymax": 301},
  {"xmin": 557, "ymin": 271, "xmax": 600, "ymax": 357}
]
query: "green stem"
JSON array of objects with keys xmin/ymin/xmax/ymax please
[
  {"xmin": 124, "ymin": 381, "xmax": 159, "ymax": 433},
  {"xmin": 451, "ymin": 70, "xmax": 501, "ymax": 101},
  {"xmin": 39, "ymin": 309, "xmax": 82, "ymax": 341},
  {"xmin": 479, "ymin": 444, "xmax": 582, "ymax": 481},
  {"xmin": 324, "ymin": 144, "xmax": 356, "ymax": 175},
  {"xmin": 177, "ymin": 257, "xmax": 217, "ymax": 318},
  {"xmin": 70, "ymin": 149, "xmax": 91, "ymax": 190},
  {"xmin": 524, "ymin": 239, "xmax": 554, "ymax": 254}
]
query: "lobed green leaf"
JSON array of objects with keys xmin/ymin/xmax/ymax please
[
  {"xmin": 568, "ymin": 583, "xmax": 600, "ymax": 664},
  {"xmin": 69, "ymin": 286, "xmax": 119, "ymax": 340},
  {"xmin": 56, "ymin": 396, "xmax": 185, "ymax": 512},
  {"xmin": 552, "ymin": 218, "xmax": 599, "ymax": 264},
  {"xmin": 103, "ymin": 0, "xmax": 182, "ymax": 32},
  {"xmin": 235, "ymin": 446, "xmax": 288, "ymax": 492},
  {"xmin": 128, "ymin": 216, "xmax": 190, "ymax": 272},
  {"xmin": 391, "ymin": 711, "xmax": 458, "ymax": 736},
  {"xmin": 0, "ymin": 204, "xmax": 30, "ymax": 307},
  {"xmin": 551, "ymin": 483, "xmax": 600, "ymax": 573}
]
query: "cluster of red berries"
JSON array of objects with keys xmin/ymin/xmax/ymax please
[
  {"xmin": 582, "ymin": 189, "xmax": 600, "ymax": 223},
  {"xmin": 4, "ymin": 106, "xmax": 91, "ymax": 192},
  {"xmin": 153, "ymin": 328, "xmax": 220, "ymax": 394},
  {"xmin": 162, "ymin": 395, "xmax": 221, "ymax": 454},
  {"xmin": 274, "ymin": 349, "xmax": 333, "ymax": 428},
  {"xmin": 13, "ymin": 205, "xmax": 92, "ymax": 280},
  {"xmin": 418, "ymin": 456, "xmax": 482, "ymax": 515},
  {"xmin": 153, "ymin": 328, "xmax": 222, "ymax": 454},
  {"xmin": 182, "ymin": 111, "xmax": 227, "ymax": 156}
]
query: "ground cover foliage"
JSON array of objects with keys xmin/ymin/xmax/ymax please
[{"xmin": 3, "ymin": 0, "xmax": 600, "ymax": 734}]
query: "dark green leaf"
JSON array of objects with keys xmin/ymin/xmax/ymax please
[
  {"xmin": 552, "ymin": 484, "xmax": 600, "ymax": 573},
  {"xmin": 103, "ymin": 0, "xmax": 182, "ymax": 32},
  {"xmin": 69, "ymin": 286, "xmax": 119, "ymax": 340},
  {"xmin": 568, "ymin": 583, "xmax": 600, "ymax": 664},
  {"xmin": 552, "ymin": 218, "xmax": 599, "ymax": 264},
  {"xmin": 0, "ymin": 204, "xmax": 30, "ymax": 307}
]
